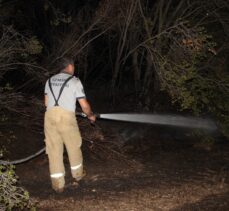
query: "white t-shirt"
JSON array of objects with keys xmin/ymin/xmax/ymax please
[{"xmin": 44, "ymin": 72, "xmax": 86, "ymax": 112}]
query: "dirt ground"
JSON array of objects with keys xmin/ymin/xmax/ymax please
[{"xmin": 6, "ymin": 120, "xmax": 228, "ymax": 211}]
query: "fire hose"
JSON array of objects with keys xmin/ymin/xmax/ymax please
[{"xmin": 0, "ymin": 113, "xmax": 217, "ymax": 165}]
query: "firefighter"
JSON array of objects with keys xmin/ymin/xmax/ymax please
[{"xmin": 44, "ymin": 57, "xmax": 96, "ymax": 192}]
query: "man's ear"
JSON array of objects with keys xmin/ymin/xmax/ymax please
[
  {"xmin": 66, "ymin": 64, "xmax": 71, "ymax": 71},
  {"xmin": 67, "ymin": 64, "xmax": 74, "ymax": 74}
]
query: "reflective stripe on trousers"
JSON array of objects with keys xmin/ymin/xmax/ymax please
[
  {"xmin": 50, "ymin": 173, "xmax": 64, "ymax": 178},
  {"xmin": 71, "ymin": 163, "xmax": 82, "ymax": 170}
]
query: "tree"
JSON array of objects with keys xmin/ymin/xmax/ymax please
[{"xmin": 93, "ymin": 0, "xmax": 229, "ymax": 136}]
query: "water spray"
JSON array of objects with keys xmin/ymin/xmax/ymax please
[
  {"xmin": 78, "ymin": 112, "xmax": 217, "ymax": 130},
  {"xmin": 0, "ymin": 112, "xmax": 217, "ymax": 165}
]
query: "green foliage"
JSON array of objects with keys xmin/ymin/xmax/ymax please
[
  {"xmin": 25, "ymin": 37, "xmax": 43, "ymax": 55},
  {"xmin": 0, "ymin": 165, "xmax": 35, "ymax": 210},
  {"xmin": 1, "ymin": 83, "xmax": 13, "ymax": 92},
  {"xmin": 50, "ymin": 16, "xmax": 72, "ymax": 26},
  {"xmin": 159, "ymin": 26, "xmax": 229, "ymax": 137},
  {"xmin": 46, "ymin": 4, "xmax": 72, "ymax": 27}
]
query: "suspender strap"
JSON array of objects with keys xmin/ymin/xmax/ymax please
[
  {"xmin": 48, "ymin": 75, "xmax": 73, "ymax": 106},
  {"xmin": 48, "ymin": 79, "xmax": 57, "ymax": 105}
]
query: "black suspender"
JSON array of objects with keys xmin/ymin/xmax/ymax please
[{"xmin": 48, "ymin": 75, "xmax": 73, "ymax": 106}]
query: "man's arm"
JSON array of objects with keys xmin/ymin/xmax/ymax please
[
  {"xmin": 78, "ymin": 98, "xmax": 96, "ymax": 123},
  {"xmin": 44, "ymin": 95, "xmax": 48, "ymax": 107}
]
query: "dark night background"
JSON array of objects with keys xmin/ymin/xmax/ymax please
[{"xmin": 0, "ymin": 0, "xmax": 229, "ymax": 210}]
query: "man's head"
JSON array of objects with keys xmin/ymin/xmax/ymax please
[{"xmin": 58, "ymin": 57, "xmax": 75, "ymax": 75}]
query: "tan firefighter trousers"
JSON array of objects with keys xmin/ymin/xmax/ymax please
[{"xmin": 44, "ymin": 106, "xmax": 83, "ymax": 191}]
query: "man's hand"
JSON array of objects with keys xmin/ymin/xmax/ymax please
[
  {"xmin": 78, "ymin": 98, "xmax": 96, "ymax": 123},
  {"xmin": 87, "ymin": 113, "xmax": 96, "ymax": 123}
]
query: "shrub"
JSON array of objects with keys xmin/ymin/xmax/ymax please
[{"xmin": 0, "ymin": 165, "xmax": 35, "ymax": 210}]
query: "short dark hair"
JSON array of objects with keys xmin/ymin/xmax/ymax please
[{"xmin": 57, "ymin": 57, "xmax": 74, "ymax": 71}]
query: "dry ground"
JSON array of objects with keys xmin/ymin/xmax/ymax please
[{"xmin": 11, "ymin": 121, "xmax": 229, "ymax": 211}]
